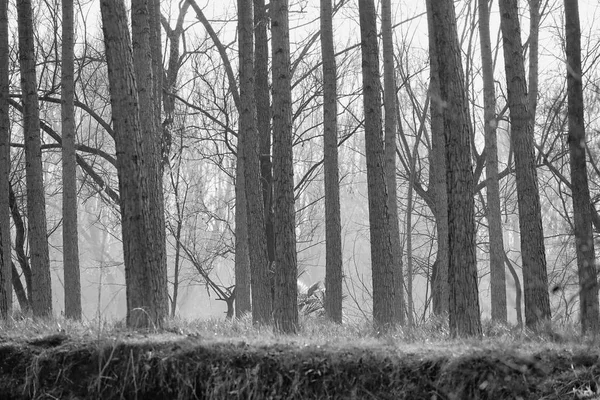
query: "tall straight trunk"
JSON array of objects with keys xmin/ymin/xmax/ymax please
[
  {"xmin": 239, "ymin": 0, "xmax": 272, "ymax": 325},
  {"xmin": 271, "ymin": 0, "xmax": 298, "ymax": 333},
  {"xmin": 430, "ymin": 0, "xmax": 481, "ymax": 337},
  {"xmin": 381, "ymin": 0, "xmax": 404, "ymax": 325},
  {"xmin": 0, "ymin": 0, "xmax": 10, "ymax": 318},
  {"xmin": 479, "ymin": 0, "xmax": 507, "ymax": 323},
  {"xmin": 564, "ymin": 0, "xmax": 599, "ymax": 334},
  {"xmin": 358, "ymin": 0, "xmax": 397, "ymax": 331},
  {"xmin": 254, "ymin": 0, "xmax": 275, "ymax": 266},
  {"xmin": 234, "ymin": 144, "xmax": 251, "ymax": 317},
  {"xmin": 101, "ymin": 0, "xmax": 167, "ymax": 329},
  {"xmin": 425, "ymin": 0, "xmax": 449, "ymax": 317},
  {"xmin": 405, "ymin": 169, "xmax": 415, "ymax": 326},
  {"xmin": 17, "ymin": 0, "xmax": 52, "ymax": 318},
  {"xmin": 131, "ymin": 0, "xmax": 169, "ymax": 327},
  {"xmin": 499, "ymin": 0, "xmax": 551, "ymax": 328},
  {"xmin": 61, "ymin": 0, "xmax": 82, "ymax": 320},
  {"xmin": 320, "ymin": 0, "xmax": 343, "ymax": 324},
  {"xmin": 235, "ymin": 0, "xmax": 251, "ymax": 318},
  {"xmin": 528, "ymin": 0, "xmax": 540, "ymax": 119}
]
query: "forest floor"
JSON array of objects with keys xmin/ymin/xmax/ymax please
[{"xmin": 0, "ymin": 317, "xmax": 599, "ymax": 399}]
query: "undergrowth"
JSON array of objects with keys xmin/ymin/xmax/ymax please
[{"xmin": 0, "ymin": 315, "xmax": 599, "ymax": 399}]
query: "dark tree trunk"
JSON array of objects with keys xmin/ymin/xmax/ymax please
[
  {"xmin": 271, "ymin": 0, "xmax": 298, "ymax": 333},
  {"xmin": 9, "ymin": 185, "xmax": 32, "ymax": 307},
  {"xmin": 101, "ymin": 0, "xmax": 168, "ymax": 329},
  {"xmin": 564, "ymin": 0, "xmax": 600, "ymax": 334},
  {"xmin": 235, "ymin": 0, "xmax": 254, "ymax": 318},
  {"xmin": 0, "ymin": 0, "xmax": 11, "ymax": 318},
  {"xmin": 254, "ymin": 0, "xmax": 275, "ymax": 268},
  {"xmin": 430, "ymin": 0, "xmax": 482, "ymax": 337},
  {"xmin": 17, "ymin": 0, "xmax": 53, "ymax": 318},
  {"xmin": 425, "ymin": 0, "xmax": 449, "ymax": 318},
  {"xmin": 61, "ymin": 0, "xmax": 82, "ymax": 320},
  {"xmin": 382, "ymin": 0, "xmax": 405, "ymax": 325},
  {"xmin": 479, "ymin": 0, "xmax": 507, "ymax": 323},
  {"xmin": 358, "ymin": 0, "xmax": 397, "ymax": 331},
  {"xmin": 499, "ymin": 0, "xmax": 551, "ymax": 328},
  {"xmin": 320, "ymin": 0, "xmax": 343, "ymax": 324},
  {"xmin": 238, "ymin": 0, "xmax": 272, "ymax": 325}
]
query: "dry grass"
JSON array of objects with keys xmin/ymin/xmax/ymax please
[{"xmin": 0, "ymin": 315, "xmax": 599, "ymax": 399}]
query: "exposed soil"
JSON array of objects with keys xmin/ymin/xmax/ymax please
[{"xmin": 0, "ymin": 332, "xmax": 598, "ymax": 399}]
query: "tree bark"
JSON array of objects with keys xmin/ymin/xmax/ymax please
[
  {"xmin": 479, "ymin": 0, "xmax": 507, "ymax": 323},
  {"xmin": 320, "ymin": 0, "xmax": 343, "ymax": 324},
  {"xmin": 61, "ymin": 0, "xmax": 82, "ymax": 320},
  {"xmin": 425, "ymin": 0, "xmax": 449, "ymax": 318},
  {"xmin": 131, "ymin": 0, "xmax": 169, "ymax": 327},
  {"xmin": 234, "ymin": 1, "xmax": 251, "ymax": 314},
  {"xmin": 382, "ymin": 0, "xmax": 405, "ymax": 326},
  {"xmin": 17, "ymin": 0, "xmax": 52, "ymax": 318},
  {"xmin": 358, "ymin": 0, "xmax": 397, "ymax": 331},
  {"xmin": 254, "ymin": 0, "xmax": 275, "ymax": 268},
  {"xmin": 238, "ymin": 0, "xmax": 272, "ymax": 325},
  {"xmin": 430, "ymin": 0, "xmax": 482, "ymax": 337},
  {"xmin": 271, "ymin": 0, "xmax": 298, "ymax": 333},
  {"xmin": 564, "ymin": 0, "xmax": 599, "ymax": 334},
  {"xmin": 0, "ymin": 0, "xmax": 11, "ymax": 318},
  {"xmin": 234, "ymin": 142, "xmax": 251, "ymax": 317},
  {"xmin": 499, "ymin": 0, "xmax": 551, "ymax": 328},
  {"xmin": 101, "ymin": 0, "xmax": 167, "ymax": 329}
]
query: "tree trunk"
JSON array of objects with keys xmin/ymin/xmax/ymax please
[
  {"xmin": 101, "ymin": 0, "xmax": 167, "ymax": 329},
  {"xmin": 528, "ymin": 0, "xmax": 540, "ymax": 119},
  {"xmin": 61, "ymin": 0, "xmax": 82, "ymax": 320},
  {"xmin": 320, "ymin": 0, "xmax": 343, "ymax": 324},
  {"xmin": 234, "ymin": 143, "xmax": 251, "ymax": 317},
  {"xmin": 425, "ymin": 0, "xmax": 449, "ymax": 318},
  {"xmin": 17, "ymin": 0, "xmax": 52, "ymax": 318},
  {"xmin": 430, "ymin": 0, "xmax": 481, "ymax": 337},
  {"xmin": 271, "ymin": 0, "xmax": 298, "ymax": 334},
  {"xmin": 499, "ymin": 0, "xmax": 551, "ymax": 328},
  {"xmin": 564, "ymin": 0, "xmax": 600, "ymax": 334},
  {"xmin": 254, "ymin": 0, "xmax": 275, "ymax": 268},
  {"xmin": 234, "ymin": 125, "xmax": 251, "ymax": 318},
  {"xmin": 479, "ymin": 0, "xmax": 507, "ymax": 323},
  {"xmin": 10, "ymin": 184, "xmax": 32, "ymax": 307},
  {"xmin": 382, "ymin": 0, "xmax": 405, "ymax": 325},
  {"xmin": 131, "ymin": 0, "xmax": 169, "ymax": 326},
  {"xmin": 238, "ymin": 0, "xmax": 272, "ymax": 325},
  {"xmin": 0, "ymin": 0, "xmax": 11, "ymax": 318},
  {"xmin": 358, "ymin": 0, "xmax": 397, "ymax": 331}
]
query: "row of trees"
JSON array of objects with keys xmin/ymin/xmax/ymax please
[{"xmin": 0, "ymin": 0, "xmax": 598, "ymax": 336}]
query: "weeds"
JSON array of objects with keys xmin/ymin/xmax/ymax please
[{"xmin": 1, "ymin": 315, "xmax": 600, "ymax": 399}]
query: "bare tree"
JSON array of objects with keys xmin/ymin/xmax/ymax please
[
  {"xmin": 131, "ymin": 0, "xmax": 169, "ymax": 325},
  {"xmin": 272, "ymin": 0, "xmax": 298, "ymax": 333},
  {"xmin": 430, "ymin": 0, "xmax": 481, "ymax": 337},
  {"xmin": 425, "ymin": 0, "xmax": 449, "ymax": 318},
  {"xmin": 17, "ymin": 0, "xmax": 52, "ymax": 317},
  {"xmin": 235, "ymin": 0, "xmax": 255, "ymax": 318},
  {"xmin": 564, "ymin": 0, "xmax": 599, "ymax": 333},
  {"xmin": 382, "ymin": 0, "xmax": 405, "ymax": 325},
  {"xmin": 254, "ymin": 0, "xmax": 275, "ymax": 267},
  {"xmin": 61, "ymin": 0, "xmax": 82, "ymax": 320},
  {"xmin": 358, "ymin": 0, "xmax": 397, "ymax": 331},
  {"xmin": 499, "ymin": 0, "xmax": 551, "ymax": 328},
  {"xmin": 237, "ymin": 0, "xmax": 272, "ymax": 324},
  {"xmin": 478, "ymin": 0, "xmax": 507, "ymax": 323},
  {"xmin": 320, "ymin": 0, "xmax": 343, "ymax": 324},
  {"xmin": 101, "ymin": 0, "xmax": 167, "ymax": 328},
  {"xmin": 0, "ymin": 0, "xmax": 10, "ymax": 318}
]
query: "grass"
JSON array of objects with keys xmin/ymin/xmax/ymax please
[{"xmin": 0, "ymin": 315, "xmax": 599, "ymax": 399}]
